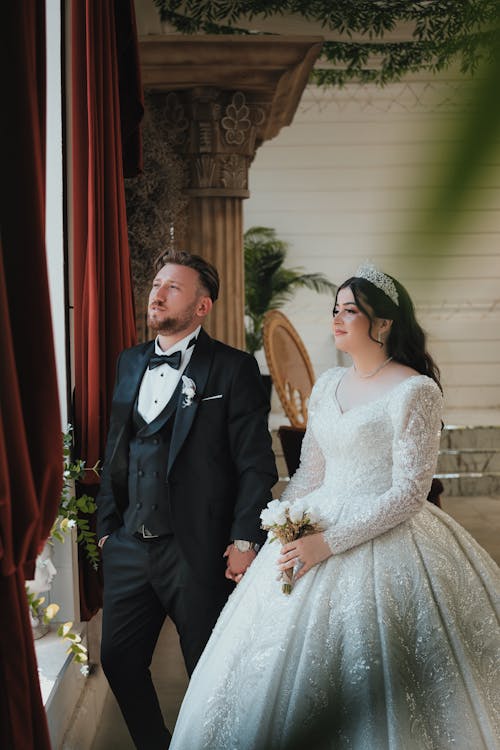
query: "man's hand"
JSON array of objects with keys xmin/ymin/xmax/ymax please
[{"xmin": 223, "ymin": 544, "xmax": 256, "ymax": 583}]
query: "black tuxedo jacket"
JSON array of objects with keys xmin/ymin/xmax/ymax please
[{"xmin": 96, "ymin": 329, "xmax": 278, "ymax": 584}]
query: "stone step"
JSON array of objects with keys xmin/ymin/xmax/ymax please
[
  {"xmin": 439, "ymin": 474, "xmax": 500, "ymax": 496},
  {"xmin": 441, "ymin": 425, "xmax": 500, "ymax": 451},
  {"xmin": 438, "ymin": 425, "xmax": 500, "ymax": 495},
  {"xmin": 437, "ymin": 449, "xmax": 500, "ymax": 474}
]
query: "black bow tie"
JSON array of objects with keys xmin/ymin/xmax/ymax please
[
  {"xmin": 148, "ymin": 337, "xmax": 196, "ymax": 371},
  {"xmin": 148, "ymin": 350, "xmax": 182, "ymax": 370}
]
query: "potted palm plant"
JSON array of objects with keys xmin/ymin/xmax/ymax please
[{"xmin": 244, "ymin": 226, "xmax": 337, "ymax": 357}]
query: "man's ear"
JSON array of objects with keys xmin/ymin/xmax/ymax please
[{"xmin": 196, "ymin": 296, "xmax": 213, "ymax": 318}]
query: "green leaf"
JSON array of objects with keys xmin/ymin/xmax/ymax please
[{"xmin": 151, "ymin": 1, "xmax": 500, "ymax": 87}]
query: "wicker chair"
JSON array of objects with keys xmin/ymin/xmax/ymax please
[
  {"xmin": 262, "ymin": 310, "xmax": 314, "ymax": 429},
  {"xmin": 262, "ymin": 309, "xmax": 442, "ymax": 507},
  {"xmin": 262, "ymin": 310, "xmax": 310, "ymax": 478}
]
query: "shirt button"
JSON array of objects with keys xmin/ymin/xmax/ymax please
[
  {"xmin": 152, "ymin": 504, "xmax": 158, "ymax": 511},
  {"xmin": 154, "ymin": 400, "xmax": 158, "ymax": 404},
  {"xmin": 136, "ymin": 502, "xmax": 142, "ymax": 509},
  {"xmin": 153, "ymin": 438, "xmax": 159, "ymax": 445},
  {"xmin": 138, "ymin": 470, "xmax": 144, "ymax": 477}
]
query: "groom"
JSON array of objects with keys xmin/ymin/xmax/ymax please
[{"xmin": 97, "ymin": 250, "xmax": 277, "ymax": 749}]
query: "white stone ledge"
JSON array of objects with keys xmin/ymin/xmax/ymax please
[
  {"xmin": 35, "ymin": 622, "xmax": 89, "ymax": 748},
  {"xmin": 36, "ymin": 625, "xmax": 81, "ymax": 705}
]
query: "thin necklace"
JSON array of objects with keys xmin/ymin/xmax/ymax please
[{"xmin": 353, "ymin": 356, "xmax": 393, "ymax": 379}]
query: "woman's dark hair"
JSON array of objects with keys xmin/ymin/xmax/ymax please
[
  {"xmin": 334, "ymin": 274, "xmax": 442, "ymax": 390},
  {"xmin": 154, "ymin": 249, "xmax": 220, "ymax": 301}
]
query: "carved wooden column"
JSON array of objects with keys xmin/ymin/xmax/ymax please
[
  {"xmin": 187, "ymin": 196, "xmax": 244, "ymax": 345},
  {"xmin": 140, "ymin": 35, "xmax": 323, "ymax": 347}
]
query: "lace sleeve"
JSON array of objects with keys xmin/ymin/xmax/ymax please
[
  {"xmin": 324, "ymin": 378, "xmax": 442, "ymax": 554},
  {"xmin": 280, "ymin": 373, "xmax": 328, "ymax": 505}
]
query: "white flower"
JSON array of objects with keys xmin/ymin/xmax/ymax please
[
  {"xmin": 306, "ymin": 507, "xmax": 321, "ymax": 525},
  {"xmin": 267, "ymin": 499, "xmax": 281, "ymax": 512},
  {"xmin": 289, "ymin": 505, "xmax": 305, "ymax": 524},
  {"xmin": 294, "ymin": 497, "xmax": 307, "ymax": 511},
  {"xmin": 260, "ymin": 499, "xmax": 288, "ymax": 527},
  {"xmin": 260, "ymin": 508, "xmax": 275, "ymax": 527},
  {"xmin": 80, "ymin": 665, "xmax": 90, "ymax": 677},
  {"xmin": 273, "ymin": 509, "xmax": 288, "ymax": 526},
  {"xmin": 181, "ymin": 376, "xmax": 196, "ymax": 407},
  {"xmin": 67, "ymin": 519, "xmax": 77, "ymax": 528}
]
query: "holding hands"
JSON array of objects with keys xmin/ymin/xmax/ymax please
[{"xmin": 224, "ymin": 544, "xmax": 257, "ymax": 583}]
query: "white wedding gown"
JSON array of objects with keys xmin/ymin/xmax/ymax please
[{"xmin": 171, "ymin": 369, "xmax": 500, "ymax": 750}]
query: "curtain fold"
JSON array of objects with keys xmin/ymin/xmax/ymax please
[
  {"xmin": 71, "ymin": 0, "xmax": 140, "ymax": 619},
  {"xmin": 1, "ymin": 3, "xmax": 63, "ymax": 747}
]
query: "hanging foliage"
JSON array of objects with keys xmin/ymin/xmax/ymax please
[{"xmin": 153, "ymin": 1, "xmax": 499, "ymax": 86}]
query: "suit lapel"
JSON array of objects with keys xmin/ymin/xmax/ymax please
[
  {"xmin": 105, "ymin": 343, "xmax": 153, "ymax": 473},
  {"xmin": 116, "ymin": 342, "xmax": 154, "ymax": 420},
  {"xmin": 167, "ymin": 329, "xmax": 214, "ymax": 476}
]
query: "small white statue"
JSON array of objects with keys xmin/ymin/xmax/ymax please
[
  {"xmin": 26, "ymin": 542, "xmax": 58, "ymax": 639},
  {"xmin": 26, "ymin": 542, "xmax": 57, "ymax": 595}
]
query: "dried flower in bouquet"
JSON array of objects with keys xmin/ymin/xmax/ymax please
[{"xmin": 260, "ymin": 499, "xmax": 323, "ymax": 594}]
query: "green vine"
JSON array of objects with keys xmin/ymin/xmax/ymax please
[
  {"xmin": 26, "ymin": 591, "xmax": 60, "ymax": 626},
  {"xmin": 27, "ymin": 427, "xmax": 98, "ymax": 676},
  {"xmin": 57, "ymin": 621, "xmax": 89, "ymax": 671},
  {"xmin": 153, "ymin": 1, "xmax": 499, "ymax": 86},
  {"xmin": 26, "ymin": 590, "xmax": 90, "ymax": 672},
  {"xmin": 50, "ymin": 427, "xmax": 100, "ymax": 571}
]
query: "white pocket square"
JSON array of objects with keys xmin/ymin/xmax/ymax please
[{"xmin": 201, "ymin": 394, "xmax": 223, "ymax": 401}]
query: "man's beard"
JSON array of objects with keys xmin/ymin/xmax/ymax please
[{"xmin": 147, "ymin": 303, "xmax": 197, "ymax": 336}]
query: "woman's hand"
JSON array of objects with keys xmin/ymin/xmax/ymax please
[{"xmin": 278, "ymin": 532, "xmax": 332, "ymax": 582}]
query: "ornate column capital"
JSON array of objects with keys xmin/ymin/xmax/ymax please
[
  {"xmin": 158, "ymin": 88, "xmax": 269, "ymax": 198},
  {"xmin": 140, "ymin": 35, "xmax": 323, "ymax": 200}
]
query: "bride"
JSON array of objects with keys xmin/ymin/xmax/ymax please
[{"xmin": 170, "ymin": 264, "xmax": 500, "ymax": 750}]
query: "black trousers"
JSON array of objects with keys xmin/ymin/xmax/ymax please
[{"xmin": 100, "ymin": 528, "xmax": 233, "ymax": 750}]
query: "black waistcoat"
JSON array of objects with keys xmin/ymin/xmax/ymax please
[{"xmin": 123, "ymin": 382, "xmax": 181, "ymax": 536}]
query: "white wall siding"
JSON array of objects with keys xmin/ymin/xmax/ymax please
[{"xmin": 244, "ymin": 78, "xmax": 500, "ymax": 415}]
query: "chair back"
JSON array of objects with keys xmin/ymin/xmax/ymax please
[{"xmin": 263, "ymin": 310, "xmax": 315, "ymax": 428}]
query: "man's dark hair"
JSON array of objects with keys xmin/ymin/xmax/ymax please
[{"xmin": 154, "ymin": 249, "xmax": 220, "ymax": 302}]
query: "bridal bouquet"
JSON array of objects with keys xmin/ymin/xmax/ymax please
[{"xmin": 260, "ymin": 499, "xmax": 323, "ymax": 594}]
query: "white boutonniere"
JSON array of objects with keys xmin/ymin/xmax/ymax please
[{"xmin": 181, "ymin": 375, "xmax": 196, "ymax": 408}]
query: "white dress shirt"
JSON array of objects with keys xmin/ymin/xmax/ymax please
[{"xmin": 137, "ymin": 326, "xmax": 201, "ymax": 423}]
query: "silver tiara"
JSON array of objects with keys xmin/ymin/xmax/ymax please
[{"xmin": 355, "ymin": 262, "xmax": 399, "ymax": 306}]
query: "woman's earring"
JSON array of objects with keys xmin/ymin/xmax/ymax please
[{"xmin": 377, "ymin": 331, "xmax": 383, "ymax": 344}]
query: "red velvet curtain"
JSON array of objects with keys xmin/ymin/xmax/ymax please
[
  {"xmin": 0, "ymin": 4, "xmax": 63, "ymax": 748},
  {"xmin": 71, "ymin": 0, "xmax": 141, "ymax": 619}
]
